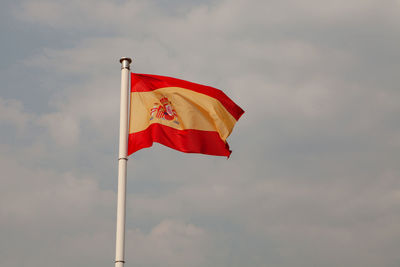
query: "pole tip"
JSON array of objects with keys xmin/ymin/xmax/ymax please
[{"xmin": 120, "ymin": 57, "xmax": 132, "ymax": 69}]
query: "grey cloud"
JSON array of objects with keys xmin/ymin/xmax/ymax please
[{"xmin": 1, "ymin": 0, "xmax": 400, "ymax": 266}]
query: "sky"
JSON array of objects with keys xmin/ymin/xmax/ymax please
[{"xmin": 1, "ymin": 0, "xmax": 400, "ymax": 266}]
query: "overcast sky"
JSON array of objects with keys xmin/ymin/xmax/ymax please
[{"xmin": 1, "ymin": 0, "xmax": 400, "ymax": 266}]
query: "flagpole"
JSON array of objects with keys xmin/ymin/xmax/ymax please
[{"xmin": 115, "ymin": 57, "xmax": 132, "ymax": 267}]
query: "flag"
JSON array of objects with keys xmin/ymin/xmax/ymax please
[{"xmin": 128, "ymin": 73, "xmax": 244, "ymax": 157}]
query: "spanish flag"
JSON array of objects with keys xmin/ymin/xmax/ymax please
[{"xmin": 128, "ymin": 73, "xmax": 244, "ymax": 157}]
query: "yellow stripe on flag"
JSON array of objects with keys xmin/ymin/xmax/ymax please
[{"xmin": 129, "ymin": 87, "xmax": 238, "ymax": 142}]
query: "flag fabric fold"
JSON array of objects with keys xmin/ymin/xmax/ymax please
[{"xmin": 128, "ymin": 73, "xmax": 244, "ymax": 157}]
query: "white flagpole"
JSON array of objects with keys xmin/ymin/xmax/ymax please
[{"xmin": 115, "ymin": 57, "xmax": 132, "ymax": 267}]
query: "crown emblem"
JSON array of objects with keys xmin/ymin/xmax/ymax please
[{"xmin": 160, "ymin": 97, "xmax": 169, "ymax": 106}]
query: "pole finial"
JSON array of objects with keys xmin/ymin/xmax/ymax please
[{"xmin": 119, "ymin": 57, "xmax": 132, "ymax": 70}]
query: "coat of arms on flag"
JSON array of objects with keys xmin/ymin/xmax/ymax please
[{"xmin": 150, "ymin": 96, "xmax": 179, "ymax": 125}]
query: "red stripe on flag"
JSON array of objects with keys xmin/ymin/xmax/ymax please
[
  {"xmin": 128, "ymin": 124, "xmax": 231, "ymax": 157},
  {"xmin": 131, "ymin": 73, "xmax": 244, "ymax": 121}
]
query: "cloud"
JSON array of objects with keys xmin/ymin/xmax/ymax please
[
  {"xmin": 0, "ymin": 97, "xmax": 31, "ymax": 133},
  {"xmin": 2, "ymin": 0, "xmax": 400, "ymax": 266},
  {"xmin": 38, "ymin": 112, "xmax": 80, "ymax": 146},
  {"xmin": 126, "ymin": 220, "xmax": 215, "ymax": 267},
  {"xmin": 0, "ymin": 148, "xmax": 115, "ymax": 266},
  {"xmin": 17, "ymin": 0, "xmax": 156, "ymax": 33}
]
